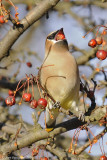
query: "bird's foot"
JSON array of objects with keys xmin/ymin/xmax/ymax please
[
  {"xmin": 53, "ymin": 101, "xmax": 61, "ymax": 109},
  {"xmin": 45, "ymin": 128, "xmax": 54, "ymax": 132},
  {"xmin": 78, "ymin": 111, "xmax": 85, "ymax": 122}
]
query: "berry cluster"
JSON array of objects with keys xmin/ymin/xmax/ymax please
[
  {"xmin": 5, "ymin": 90, "xmax": 47, "ymax": 109},
  {"xmin": 0, "ymin": 0, "xmax": 20, "ymax": 25},
  {"xmin": 88, "ymin": 38, "xmax": 107, "ymax": 60},
  {"xmin": 5, "ymin": 75, "xmax": 48, "ymax": 110},
  {"xmin": 83, "ymin": 25, "xmax": 107, "ymax": 60}
]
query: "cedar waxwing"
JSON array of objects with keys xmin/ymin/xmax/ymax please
[{"xmin": 40, "ymin": 28, "xmax": 80, "ymax": 131}]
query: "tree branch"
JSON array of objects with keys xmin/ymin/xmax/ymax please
[
  {"xmin": 75, "ymin": 128, "xmax": 106, "ymax": 155},
  {"xmin": 0, "ymin": 105, "xmax": 106, "ymax": 157},
  {"xmin": 0, "ymin": 0, "xmax": 60, "ymax": 61}
]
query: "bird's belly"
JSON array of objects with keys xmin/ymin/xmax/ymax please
[{"xmin": 45, "ymin": 76, "xmax": 79, "ymax": 109}]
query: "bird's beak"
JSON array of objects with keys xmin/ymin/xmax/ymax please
[
  {"xmin": 54, "ymin": 28, "xmax": 65, "ymax": 41},
  {"xmin": 47, "ymin": 28, "xmax": 66, "ymax": 41}
]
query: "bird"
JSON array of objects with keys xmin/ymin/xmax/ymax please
[{"xmin": 40, "ymin": 28, "xmax": 80, "ymax": 132}]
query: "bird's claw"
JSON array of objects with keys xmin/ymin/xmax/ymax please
[
  {"xmin": 53, "ymin": 101, "xmax": 61, "ymax": 109},
  {"xmin": 78, "ymin": 111, "xmax": 85, "ymax": 122}
]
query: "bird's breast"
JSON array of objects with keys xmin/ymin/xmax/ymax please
[{"xmin": 40, "ymin": 51, "xmax": 80, "ymax": 108}]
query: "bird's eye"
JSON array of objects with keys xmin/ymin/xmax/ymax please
[{"xmin": 47, "ymin": 34, "xmax": 55, "ymax": 40}]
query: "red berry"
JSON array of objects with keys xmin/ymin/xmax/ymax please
[
  {"xmin": 96, "ymin": 50, "xmax": 107, "ymax": 60},
  {"xmin": 99, "ymin": 155, "xmax": 107, "ymax": 160},
  {"xmin": 55, "ymin": 33, "xmax": 65, "ymax": 41},
  {"xmin": 0, "ymin": 15, "xmax": 5, "ymax": 24},
  {"xmin": 95, "ymin": 37, "xmax": 103, "ymax": 45},
  {"xmin": 38, "ymin": 98, "xmax": 47, "ymax": 109},
  {"xmin": 88, "ymin": 39, "xmax": 97, "ymax": 48},
  {"xmin": 5, "ymin": 96, "xmax": 16, "ymax": 106},
  {"xmin": 40, "ymin": 157, "xmax": 48, "ymax": 160},
  {"xmin": 30, "ymin": 99, "xmax": 38, "ymax": 109},
  {"xmin": 22, "ymin": 93, "xmax": 31, "ymax": 102},
  {"xmin": 26, "ymin": 62, "xmax": 32, "ymax": 68},
  {"xmin": 55, "ymin": 29, "xmax": 65, "ymax": 41},
  {"xmin": 8, "ymin": 90, "xmax": 14, "ymax": 96}
]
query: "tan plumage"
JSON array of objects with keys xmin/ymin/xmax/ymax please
[{"xmin": 40, "ymin": 28, "xmax": 80, "ymax": 128}]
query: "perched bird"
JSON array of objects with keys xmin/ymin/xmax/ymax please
[{"xmin": 40, "ymin": 28, "xmax": 80, "ymax": 131}]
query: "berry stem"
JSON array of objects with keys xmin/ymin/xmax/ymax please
[
  {"xmin": 15, "ymin": 81, "xmax": 27, "ymax": 95},
  {"xmin": 15, "ymin": 77, "xmax": 26, "ymax": 93},
  {"xmin": 5, "ymin": 0, "xmax": 18, "ymax": 11},
  {"xmin": 99, "ymin": 140, "xmax": 104, "ymax": 155},
  {"xmin": 88, "ymin": 127, "xmax": 97, "ymax": 140},
  {"xmin": 35, "ymin": 76, "xmax": 42, "ymax": 98},
  {"xmin": 88, "ymin": 144, "xmax": 92, "ymax": 153},
  {"xmin": 69, "ymin": 128, "xmax": 78, "ymax": 152},
  {"xmin": 27, "ymin": 79, "xmax": 29, "ymax": 93},
  {"xmin": 95, "ymin": 26, "xmax": 101, "ymax": 38},
  {"xmin": 83, "ymin": 25, "xmax": 107, "ymax": 38},
  {"xmin": 102, "ymin": 137, "xmax": 105, "ymax": 156},
  {"xmin": 74, "ymin": 128, "xmax": 82, "ymax": 151},
  {"xmin": 22, "ymin": 82, "xmax": 26, "ymax": 96},
  {"xmin": 31, "ymin": 80, "xmax": 34, "ymax": 99},
  {"xmin": 85, "ymin": 128, "xmax": 92, "ymax": 150}
]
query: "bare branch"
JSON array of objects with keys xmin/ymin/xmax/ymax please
[
  {"xmin": 75, "ymin": 128, "xmax": 106, "ymax": 155},
  {"xmin": 0, "ymin": 0, "xmax": 60, "ymax": 61}
]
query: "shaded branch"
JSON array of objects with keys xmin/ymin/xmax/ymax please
[{"xmin": 0, "ymin": 77, "xmax": 18, "ymax": 90}]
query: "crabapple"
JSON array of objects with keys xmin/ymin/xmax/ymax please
[
  {"xmin": 5, "ymin": 96, "xmax": 16, "ymax": 106},
  {"xmin": 38, "ymin": 98, "xmax": 47, "ymax": 109},
  {"xmin": 22, "ymin": 93, "xmax": 31, "ymax": 102}
]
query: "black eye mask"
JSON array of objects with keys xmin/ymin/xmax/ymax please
[{"xmin": 47, "ymin": 30, "xmax": 59, "ymax": 40}]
